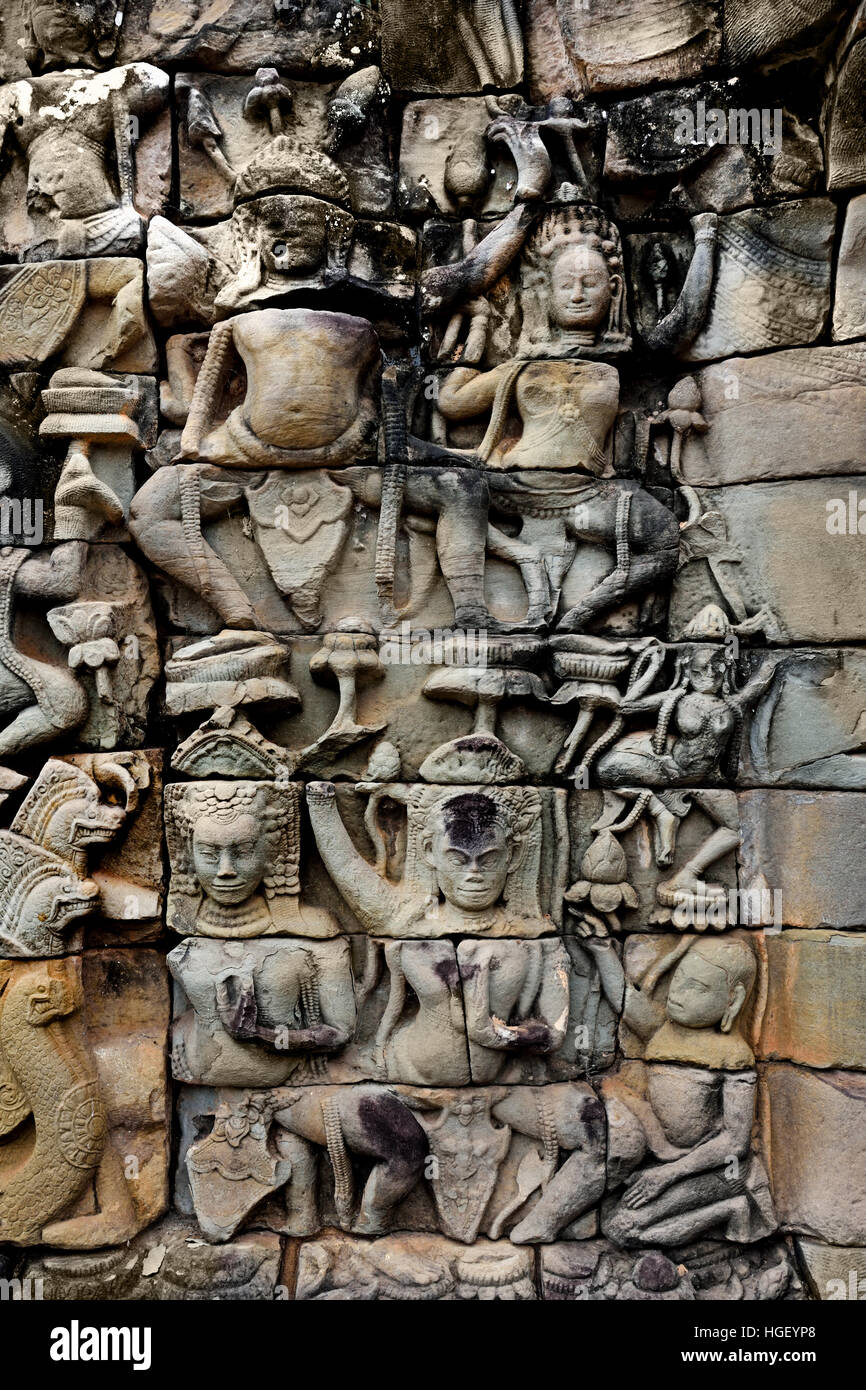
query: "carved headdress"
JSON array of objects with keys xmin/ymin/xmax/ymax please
[
  {"xmin": 518, "ymin": 197, "xmax": 630, "ymax": 356},
  {"xmin": 233, "ymin": 136, "xmax": 352, "ymax": 210},
  {"xmin": 165, "ymin": 780, "xmax": 303, "ymax": 938}
]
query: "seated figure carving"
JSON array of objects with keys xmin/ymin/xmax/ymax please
[{"xmin": 506, "ymin": 932, "xmax": 776, "ymax": 1248}]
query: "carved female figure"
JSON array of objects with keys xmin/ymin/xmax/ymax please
[
  {"xmin": 306, "ymin": 780, "xmax": 556, "ymax": 939},
  {"xmin": 168, "ymin": 937, "xmax": 355, "ymax": 1087},
  {"xmin": 458, "ymin": 938, "xmax": 572, "ymax": 1083},
  {"xmin": 508, "ymin": 933, "xmax": 776, "ymax": 1247},
  {"xmin": 367, "ymin": 940, "xmax": 470, "ymax": 1085},
  {"xmin": 434, "ymin": 204, "xmax": 682, "ymax": 630},
  {"xmin": 596, "ymin": 645, "xmax": 778, "ymax": 787},
  {"xmin": 588, "ymin": 646, "xmax": 778, "ymax": 911},
  {"xmin": 166, "ymin": 781, "xmax": 338, "ymax": 939}
]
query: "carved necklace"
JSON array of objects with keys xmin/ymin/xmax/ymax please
[{"xmin": 197, "ymin": 895, "xmax": 272, "ymax": 937}]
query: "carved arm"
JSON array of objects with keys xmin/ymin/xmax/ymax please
[
  {"xmin": 305, "ymin": 782, "xmax": 401, "ymax": 934},
  {"xmin": 642, "ymin": 213, "xmax": 718, "ymax": 355},
  {"xmin": 582, "ymin": 936, "xmax": 661, "ymax": 1042},
  {"xmin": 214, "ymin": 974, "xmax": 349, "ymax": 1053},
  {"xmin": 421, "ymin": 201, "xmax": 538, "ymax": 318}
]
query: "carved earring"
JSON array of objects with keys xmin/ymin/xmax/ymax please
[
  {"xmin": 720, "ymin": 983, "xmax": 746, "ymax": 1033},
  {"xmin": 608, "ymin": 274, "xmax": 624, "ymax": 336}
]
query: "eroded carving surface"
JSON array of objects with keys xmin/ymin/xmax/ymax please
[{"xmin": 0, "ymin": 0, "xmax": 860, "ymax": 1309}]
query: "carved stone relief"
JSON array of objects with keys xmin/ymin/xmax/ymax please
[
  {"xmin": 0, "ymin": 947, "xmax": 168, "ymax": 1246},
  {"xmin": 0, "ymin": 0, "xmax": 858, "ymax": 1315},
  {"xmin": 0, "ymin": 64, "xmax": 170, "ymax": 261}
]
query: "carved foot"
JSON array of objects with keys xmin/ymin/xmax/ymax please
[
  {"xmin": 656, "ymin": 869, "xmax": 727, "ymax": 907},
  {"xmin": 42, "ymin": 1211, "xmax": 135, "ymax": 1249},
  {"xmin": 509, "ymin": 1209, "xmax": 562, "ymax": 1245},
  {"xmin": 452, "ymin": 606, "xmax": 517, "ymax": 635}
]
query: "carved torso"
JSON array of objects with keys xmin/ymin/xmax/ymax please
[
  {"xmin": 234, "ymin": 309, "xmax": 377, "ymax": 450},
  {"xmin": 496, "ymin": 360, "xmax": 619, "ymax": 472}
]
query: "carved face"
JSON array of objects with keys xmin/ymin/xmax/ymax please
[
  {"xmin": 30, "ymin": 1, "xmax": 98, "ymax": 61},
  {"xmin": 31, "ymin": 872, "xmax": 100, "ymax": 936},
  {"xmin": 647, "ymin": 243, "xmax": 672, "ymax": 281},
  {"xmin": 424, "ymin": 795, "xmax": 514, "ymax": 912},
  {"xmin": 27, "ymin": 142, "xmax": 113, "ymax": 220},
  {"xmin": 219, "ymin": 197, "xmax": 338, "ymax": 310},
  {"xmin": 58, "ymin": 794, "xmax": 127, "ymax": 849},
  {"xmin": 687, "ymin": 647, "xmax": 727, "ymax": 695},
  {"xmin": 232, "ymin": 196, "xmax": 331, "ymax": 280},
  {"xmin": 665, "ymin": 953, "xmax": 732, "ymax": 1029},
  {"xmin": 548, "ymin": 244, "xmax": 613, "ymax": 334},
  {"xmin": 24, "ymin": 974, "xmax": 76, "ymax": 1026},
  {"xmin": 259, "ymin": 197, "xmax": 331, "ymax": 275},
  {"xmin": 192, "ymin": 813, "xmax": 269, "ymax": 906}
]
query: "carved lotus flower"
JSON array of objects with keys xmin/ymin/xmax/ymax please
[
  {"xmin": 309, "ymin": 618, "xmax": 383, "ymax": 680},
  {"xmin": 47, "ymin": 601, "xmax": 121, "ymax": 702},
  {"xmin": 565, "ymin": 831, "xmax": 639, "ymax": 914},
  {"xmin": 48, "ymin": 601, "xmax": 117, "ymax": 648}
]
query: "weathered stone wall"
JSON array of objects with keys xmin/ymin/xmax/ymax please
[{"xmin": 0, "ymin": 0, "xmax": 863, "ymax": 1302}]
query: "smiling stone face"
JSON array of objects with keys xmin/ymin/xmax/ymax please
[
  {"xmin": 424, "ymin": 793, "xmax": 514, "ymax": 913},
  {"xmin": 548, "ymin": 243, "xmax": 613, "ymax": 334},
  {"xmin": 192, "ymin": 812, "xmax": 269, "ymax": 906}
]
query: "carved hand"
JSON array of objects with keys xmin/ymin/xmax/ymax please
[
  {"xmin": 622, "ymin": 1163, "xmax": 672, "ymax": 1208},
  {"xmin": 146, "ymin": 216, "xmax": 213, "ymax": 323},
  {"xmin": 691, "ymin": 211, "xmax": 719, "ymax": 240},
  {"xmin": 572, "ymin": 915, "xmax": 613, "ymax": 942},
  {"xmin": 215, "ymin": 975, "xmax": 260, "ymax": 1042},
  {"xmin": 298, "ymin": 1024, "xmax": 348, "ymax": 1052},
  {"xmin": 490, "ymin": 1016, "xmax": 555, "ymax": 1051}
]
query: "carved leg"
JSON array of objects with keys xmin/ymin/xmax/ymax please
[
  {"xmin": 0, "ymin": 702, "xmax": 86, "ymax": 759},
  {"xmin": 554, "ymin": 706, "xmax": 596, "ymax": 774},
  {"xmin": 494, "ymin": 1085, "xmax": 607, "ymax": 1244},
  {"xmin": 274, "ymin": 1129, "xmax": 320, "ymax": 1237},
  {"xmin": 84, "ymin": 260, "xmax": 147, "ymax": 368},
  {"xmin": 657, "ymin": 791, "xmax": 739, "ymax": 907},
  {"xmin": 603, "ymin": 1171, "xmax": 746, "ymax": 1248},
  {"xmin": 335, "ymin": 1089, "xmax": 428, "ymax": 1234},
  {"xmin": 508, "ymin": 1148, "xmax": 606, "ymax": 1244},
  {"xmin": 486, "ymin": 522, "xmax": 554, "ymax": 628},
  {"xmin": 129, "ymin": 467, "xmax": 257, "ymax": 628},
  {"xmin": 559, "ymin": 489, "xmax": 679, "ymax": 633},
  {"xmin": 341, "ymin": 464, "xmax": 502, "ymax": 629},
  {"xmin": 273, "ymin": 1086, "xmax": 426, "ymax": 1234},
  {"xmin": 423, "ymin": 469, "xmax": 496, "ymax": 627},
  {"xmin": 644, "ymin": 794, "xmax": 684, "ymax": 867}
]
